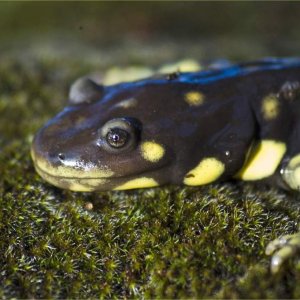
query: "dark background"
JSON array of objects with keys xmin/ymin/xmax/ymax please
[{"xmin": 1, "ymin": 2, "xmax": 300, "ymax": 62}]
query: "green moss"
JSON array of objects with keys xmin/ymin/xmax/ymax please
[{"xmin": 0, "ymin": 50, "xmax": 300, "ymax": 298}]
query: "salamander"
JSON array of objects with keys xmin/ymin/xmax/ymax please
[
  {"xmin": 31, "ymin": 57, "xmax": 300, "ymax": 273},
  {"xmin": 31, "ymin": 58, "xmax": 300, "ymax": 192}
]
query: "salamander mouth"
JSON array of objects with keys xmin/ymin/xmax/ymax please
[
  {"xmin": 32, "ymin": 152, "xmax": 168, "ymax": 191},
  {"xmin": 31, "ymin": 143, "xmax": 116, "ymax": 191},
  {"xmin": 34, "ymin": 163, "xmax": 109, "ymax": 181},
  {"xmin": 34, "ymin": 163, "xmax": 111, "ymax": 191},
  {"xmin": 34, "ymin": 162, "xmax": 165, "ymax": 192}
]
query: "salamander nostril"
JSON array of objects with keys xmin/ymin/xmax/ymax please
[{"xmin": 58, "ymin": 153, "xmax": 65, "ymax": 161}]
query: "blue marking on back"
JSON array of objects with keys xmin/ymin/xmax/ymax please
[{"xmin": 101, "ymin": 57, "xmax": 300, "ymax": 104}]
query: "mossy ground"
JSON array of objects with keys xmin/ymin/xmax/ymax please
[{"xmin": 1, "ymin": 45, "xmax": 300, "ymax": 298}]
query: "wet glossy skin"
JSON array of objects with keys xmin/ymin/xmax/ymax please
[
  {"xmin": 31, "ymin": 58, "xmax": 300, "ymax": 274},
  {"xmin": 31, "ymin": 58, "xmax": 300, "ymax": 192}
]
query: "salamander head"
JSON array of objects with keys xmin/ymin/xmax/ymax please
[{"xmin": 31, "ymin": 77, "xmax": 182, "ymax": 191}]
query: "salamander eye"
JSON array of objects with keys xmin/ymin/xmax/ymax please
[
  {"xmin": 99, "ymin": 117, "xmax": 141, "ymax": 153},
  {"xmin": 106, "ymin": 128, "xmax": 129, "ymax": 148}
]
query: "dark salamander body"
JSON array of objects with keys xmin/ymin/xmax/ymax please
[{"xmin": 32, "ymin": 58, "xmax": 300, "ymax": 192}]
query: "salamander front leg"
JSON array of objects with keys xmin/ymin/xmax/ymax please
[
  {"xmin": 264, "ymin": 81, "xmax": 300, "ymax": 274},
  {"xmin": 237, "ymin": 81, "xmax": 293, "ymax": 182}
]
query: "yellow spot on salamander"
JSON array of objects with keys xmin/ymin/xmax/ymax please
[
  {"xmin": 114, "ymin": 177, "xmax": 159, "ymax": 190},
  {"xmin": 141, "ymin": 141, "xmax": 165, "ymax": 162},
  {"xmin": 68, "ymin": 182, "xmax": 94, "ymax": 192},
  {"xmin": 262, "ymin": 94, "xmax": 280, "ymax": 120},
  {"xmin": 67, "ymin": 178, "xmax": 108, "ymax": 192},
  {"xmin": 286, "ymin": 154, "xmax": 300, "ymax": 169},
  {"xmin": 236, "ymin": 140, "xmax": 286, "ymax": 180},
  {"xmin": 115, "ymin": 98, "xmax": 137, "ymax": 109},
  {"xmin": 184, "ymin": 157, "xmax": 225, "ymax": 186},
  {"xmin": 282, "ymin": 153, "xmax": 300, "ymax": 190},
  {"xmin": 103, "ymin": 67, "xmax": 154, "ymax": 85},
  {"xmin": 185, "ymin": 91, "xmax": 205, "ymax": 106},
  {"xmin": 158, "ymin": 59, "xmax": 201, "ymax": 73}
]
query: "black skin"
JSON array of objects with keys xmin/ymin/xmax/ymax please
[{"xmin": 31, "ymin": 58, "xmax": 300, "ymax": 191}]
